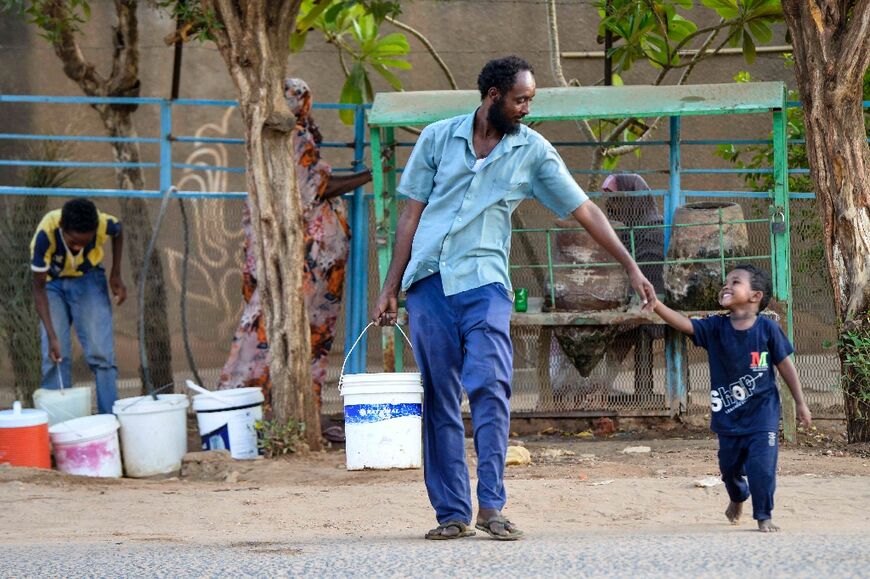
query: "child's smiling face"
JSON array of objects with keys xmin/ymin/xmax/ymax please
[{"xmin": 719, "ymin": 268, "xmax": 761, "ymax": 312}]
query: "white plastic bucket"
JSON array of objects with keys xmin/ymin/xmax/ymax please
[
  {"xmin": 340, "ymin": 323, "xmax": 423, "ymax": 470},
  {"xmin": 49, "ymin": 414, "xmax": 121, "ymax": 478},
  {"xmin": 34, "ymin": 386, "xmax": 92, "ymax": 426},
  {"xmin": 112, "ymin": 394, "xmax": 189, "ymax": 477},
  {"xmin": 191, "ymin": 386, "xmax": 264, "ymax": 460}
]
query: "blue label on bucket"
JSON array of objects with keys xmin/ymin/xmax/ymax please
[
  {"xmin": 344, "ymin": 403, "xmax": 422, "ymax": 424},
  {"xmin": 202, "ymin": 425, "xmax": 229, "ymax": 452}
]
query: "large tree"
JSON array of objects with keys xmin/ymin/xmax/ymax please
[
  {"xmin": 781, "ymin": 0, "xmax": 870, "ymax": 442},
  {"xmin": 163, "ymin": 0, "xmax": 400, "ymax": 450},
  {"xmin": 2, "ymin": 0, "xmax": 175, "ymax": 392}
]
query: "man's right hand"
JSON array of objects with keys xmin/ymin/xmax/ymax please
[
  {"xmin": 371, "ymin": 291, "xmax": 398, "ymax": 326},
  {"xmin": 48, "ymin": 336, "xmax": 62, "ymax": 363}
]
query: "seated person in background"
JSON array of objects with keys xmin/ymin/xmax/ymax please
[{"xmin": 31, "ymin": 197, "xmax": 126, "ymax": 414}]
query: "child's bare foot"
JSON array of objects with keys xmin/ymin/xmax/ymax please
[
  {"xmin": 725, "ymin": 501, "xmax": 743, "ymax": 524},
  {"xmin": 757, "ymin": 519, "xmax": 780, "ymax": 532}
]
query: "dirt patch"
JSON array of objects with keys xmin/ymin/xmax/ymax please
[{"xmin": 0, "ymin": 437, "xmax": 867, "ymax": 546}]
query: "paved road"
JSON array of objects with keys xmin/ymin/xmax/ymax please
[{"xmin": 4, "ymin": 531, "xmax": 868, "ymax": 578}]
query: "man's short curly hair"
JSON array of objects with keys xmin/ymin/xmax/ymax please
[
  {"xmin": 477, "ymin": 56, "xmax": 534, "ymax": 100},
  {"xmin": 61, "ymin": 197, "xmax": 99, "ymax": 234}
]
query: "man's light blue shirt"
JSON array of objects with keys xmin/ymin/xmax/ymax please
[{"xmin": 399, "ymin": 110, "xmax": 589, "ymax": 296}]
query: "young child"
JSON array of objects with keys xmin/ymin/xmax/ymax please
[
  {"xmin": 653, "ymin": 264, "xmax": 812, "ymax": 532},
  {"xmin": 31, "ymin": 197, "xmax": 126, "ymax": 414}
]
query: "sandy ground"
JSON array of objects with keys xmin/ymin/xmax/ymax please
[{"xmin": 1, "ymin": 432, "xmax": 869, "ymax": 548}]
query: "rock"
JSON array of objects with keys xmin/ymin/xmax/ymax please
[
  {"xmin": 539, "ymin": 448, "xmax": 576, "ymax": 459},
  {"xmin": 622, "ymin": 446, "xmax": 652, "ymax": 454},
  {"xmin": 505, "ymin": 445, "xmax": 532, "ymax": 466},
  {"xmin": 181, "ymin": 450, "xmax": 233, "ymax": 481},
  {"xmin": 224, "ymin": 470, "xmax": 240, "ymax": 484},
  {"xmin": 694, "ymin": 476, "xmax": 722, "ymax": 488},
  {"xmin": 577, "ymin": 471, "xmax": 588, "ymax": 482},
  {"xmin": 593, "ymin": 417, "xmax": 616, "ymax": 437}
]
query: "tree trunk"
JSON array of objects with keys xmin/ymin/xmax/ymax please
[
  {"xmin": 240, "ymin": 103, "xmax": 320, "ymax": 448},
  {"xmin": 203, "ymin": 0, "xmax": 321, "ymax": 450},
  {"xmin": 95, "ymin": 105, "xmax": 175, "ymax": 393},
  {"xmin": 782, "ymin": 0, "xmax": 870, "ymax": 442}
]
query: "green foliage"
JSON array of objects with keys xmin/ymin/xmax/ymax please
[
  {"xmin": 153, "ymin": 1, "xmax": 222, "ymax": 42},
  {"xmin": 840, "ymin": 316, "xmax": 870, "ymax": 407},
  {"xmin": 254, "ymin": 417, "xmax": 308, "ymax": 458},
  {"xmin": 0, "ymin": 0, "xmax": 91, "ymax": 41},
  {"xmin": 0, "ymin": 141, "xmax": 75, "ymax": 404},
  {"xmin": 597, "ymin": 0, "xmax": 781, "ymax": 73},
  {"xmin": 292, "ymin": 0, "xmax": 410, "ymax": 124}
]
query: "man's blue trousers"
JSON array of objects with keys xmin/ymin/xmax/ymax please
[{"xmin": 406, "ymin": 274, "xmax": 513, "ymax": 525}]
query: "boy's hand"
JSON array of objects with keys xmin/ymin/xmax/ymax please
[
  {"xmin": 110, "ymin": 274, "xmax": 127, "ymax": 306},
  {"xmin": 796, "ymin": 402, "xmax": 812, "ymax": 427},
  {"xmin": 48, "ymin": 336, "xmax": 62, "ymax": 363}
]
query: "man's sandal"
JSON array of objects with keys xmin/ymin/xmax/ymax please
[
  {"xmin": 475, "ymin": 516, "xmax": 525, "ymax": 541},
  {"xmin": 424, "ymin": 520, "xmax": 476, "ymax": 540}
]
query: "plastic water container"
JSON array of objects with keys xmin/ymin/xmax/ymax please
[
  {"xmin": 49, "ymin": 414, "xmax": 121, "ymax": 478},
  {"xmin": 0, "ymin": 402, "xmax": 50, "ymax": 469},
  {"xmin": 113, "ymin": 394, "xmax": 189, "ymax": 477},
  {"xmin": 340, "ymin": 323, "xmax": 423, "ymax": 470},
  {"xmin": 33, "ymin": 386, "xmax": 92, "ymax": 426},
  {"xmin": 192, "ymin": 386, "xmax": 264, "ymax": 460}
]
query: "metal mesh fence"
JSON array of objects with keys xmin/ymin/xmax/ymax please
[
  {"xmin": 0, "ymin": 191, "xmax": 846, "ymax": 419},
  {"xmin": 0, "ymin": 106, "xmax": 847, "ymax": 421}
]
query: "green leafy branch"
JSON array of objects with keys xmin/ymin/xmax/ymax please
[{"xmin": 292, "ymin": 0, "xmax": 410, "ymax": 124}]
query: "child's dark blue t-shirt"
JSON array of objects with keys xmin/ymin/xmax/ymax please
[{"xmin": 690, "ymin": 315, "xmax": 794, "ymax": 436}]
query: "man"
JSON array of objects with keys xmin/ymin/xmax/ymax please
[
  {"xmin": 31, "ymin": 197, "xmax": 127, "ymax": 414},
  {"xmin": 372, "ymin": 56, "xmax": 656, "ymax": 541}
]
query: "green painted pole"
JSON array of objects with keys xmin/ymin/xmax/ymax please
[
  {"xmin": 773, "ymin": 103, "xmax": 796, "ymax": 442},
  {"xmin": 384, "ymin": 127, "xmax": 403, "ymax": 372},
  {"xmin": 370, "ymin": 127, "xmax": 396, "ymax": 372}
]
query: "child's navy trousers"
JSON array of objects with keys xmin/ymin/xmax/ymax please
[
  {"xmin": 718, "ymin": 430, "xmax": 779, "ymax": 520},
  {"xmin": 406, "ymin": 274, "xmax": 513, "ymax": 525}
]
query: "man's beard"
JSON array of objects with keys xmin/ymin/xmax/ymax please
[{"xmin": 487, "ymin": 98, "xmax": 522, "ymax": 136}]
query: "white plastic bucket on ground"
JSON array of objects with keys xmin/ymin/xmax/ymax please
[
  {"xmin": 190, "ymin": 384, "xmax": 264, "ymax": 460},
  {"xmin": 49, "ymin": 414, "xmax": 121, "ymax": 478},
  {"xmin": 112, "ymin": 394, "xmax": 189, "ymax": 477},
  {"xmin": 341, "ymin": 323, "xmax": 423, "ymax": 470},
  {"xmin": 34, "ymin": 386, "xmax": 92, "ymax": 426}
]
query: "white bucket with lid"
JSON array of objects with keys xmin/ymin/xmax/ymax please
[
  {"xmin": 34, "ymin": 386, "xmax": 92, "ymax": 426},
  {"xmin": 112, "ymin": 393, "xmax": 189, "ymax": 477},
  {"xmin": 189, "ymin": 383, "xmax": 264, "ymax": 460},
  {"xmin": 340, "ymin": 323, "xmax": 423, "ymax": 470},
  {"xmin": 49, "ymin": 414, "xmax": 121, "ymax": 478}
]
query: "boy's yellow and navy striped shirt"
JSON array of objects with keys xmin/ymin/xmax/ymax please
[{"xmin": 30, "ymin": 209, "xmax": 122, "ymax": 280}]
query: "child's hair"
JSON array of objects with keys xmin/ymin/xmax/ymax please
[
  {"xmin": 60, "ymin": 197, "xmax": 99, "ymax": 233},
  {"xmin": 732, "ymin": 264, "xmax": 772, "ymax": 311}
]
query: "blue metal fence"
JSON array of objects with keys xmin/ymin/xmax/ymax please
[{"xmin": 0, "ymin": 94, "xmax": 867, "ymax": 388}]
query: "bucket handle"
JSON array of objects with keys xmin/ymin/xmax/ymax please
[{"xmin": 339, "ymin": 322, "xmax": 413, "ymax": 391}]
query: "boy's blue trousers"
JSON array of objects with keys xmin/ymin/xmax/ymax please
[
  {"xmin": 718, "ymin": 431, "xmax": 779, "ymax": 520},
  {"xmin": 40, "ymin": 268, "xmax": 118, "ymax": 414},
  {"xmin": 406, "ymin": 274, "xmax": 513, "ymax": 525}
]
